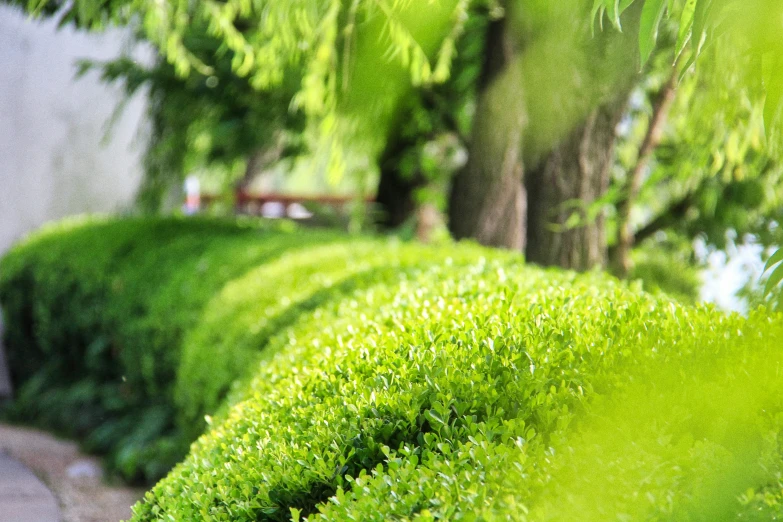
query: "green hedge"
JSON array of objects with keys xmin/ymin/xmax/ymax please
[
  {"xmin": 131, "ymin": 251, "xmax": 783, "ymax": 520},
  {"xmin": 0, "ymin": 216, "xmax": 498, "ymax": 482},
  {"xmin": 0, "ymin": 216, "xmax": 337, "ymax": 481},
  {"xmin": 3, "ymin": 216, "xmax": 783, "ymax": 519},
  {"xmin": 174, "ymin": 240, "xmax": 489, "ymax": 441}
]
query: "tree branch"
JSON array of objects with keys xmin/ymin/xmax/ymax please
[{"xmin": 613, "ymin": 67, "xmax": 678, "ymax": 276}]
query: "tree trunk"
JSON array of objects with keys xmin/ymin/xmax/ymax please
[
  {"xmin": 235, "ymin": 148, "xmax": 265, "ymax": 193},
  {"xmin": 449, "ymin": 100, "xmax": 526, "ymax": 249},
  {"xmin": 521, "ymin": 1, "xmax": 645, "ymax": 270},
  {"xmin": 525, "ymin": 95, "xmax": 629, "ymax": 270},
  {"xmin": 447, "ymin": 3, "xmax": 645, "ymax": 259},
  {"xmin": 448, "ymin": 19, "xmax": 527, "ymax": 250},
  {"xmin": 236, "ymin": 136, "xmax": 288, "ymax": 193}
]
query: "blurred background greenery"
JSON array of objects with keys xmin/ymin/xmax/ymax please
[
  {"xmin": 3, "ymin": 2, "xmax": 783, "ymax": 516},
  {"xmin": 4, "ymin": 0, "xmax": 783, "ymax": 310}
]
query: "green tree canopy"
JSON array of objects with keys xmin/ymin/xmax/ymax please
[{"xmin": 12, "ymin": 0, "xmax": 783, "ymax": 291}]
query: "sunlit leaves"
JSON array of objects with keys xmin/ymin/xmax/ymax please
[
  {"xmin": 674, "ymin": 0, "xmax": 697, "ymax": 59},
  {"xmin": 763, "ymin": 53, "xmax": 783, "ymax": 132},
  {"xmin": 594, "ymin": 0, "xmax": 783, "ymax": 133},
  {"xmin": 638, "ymin": 0, "xmax": 667, "ymax": 66},
  {"xmin": 591, "ymin": 0, "xmax": 636, "ymax": 31},
  {"xmin": 5, "ymin": 216, "xmax": 783, "ymax": 519},
  {"xmin": 763, "ymin": 247, "xmax": 783, "ymax": 296},
  {"xmin": 630, "ymin": 36, "xmax": 783, "ymax": 254},
  {"xmin": 117, "ymin": 222, "xmax": 783, "ymax": 520},
  {"xmin": 14, "ymin": 0, "xmax": 470, "ymax": 169},
  {"xmin": 592, "ymin": 0, "xmax": 709, "ymax": 61}
]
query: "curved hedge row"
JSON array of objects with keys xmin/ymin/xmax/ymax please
[
  {"xmin": 132, "ymin": 250, "xmax": 783, "ymax": 519},
  {"xmin": 174, "ymin": 240, "xmax": 496, "ymax": 441},
  {"xmin": 0, "ymin": 216, "xmax": 506, "ymax": 482},
  {"xmin": 2, "ymin": 216, "xmax": 782, "ymax": 520},
  {"xmin": 0, "ymin": 216, "xmax": 338, "ymax": 480}
]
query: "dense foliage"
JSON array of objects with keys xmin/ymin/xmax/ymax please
[
  {"xmin": 0, "ymin": 216, "xmax": 333, "ymax": 480},
  {"xmin": 11, "ymin": 0, "xmax": 781, "ymax": 291},
  {"xmin": 0, "ymin": 217, "xmax": 494, "ymax": 481},
  {"xmin": 131, "ymin": 234, "xmax": 783, "ymax": 520},
  {"xmin": 3, "ymin": 217, "xmax": 783, "ymax": 519}
]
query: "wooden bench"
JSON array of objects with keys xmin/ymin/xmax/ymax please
[{"xmin": 201, "ymin": 191, "xmax": 373, "ymax": 219}]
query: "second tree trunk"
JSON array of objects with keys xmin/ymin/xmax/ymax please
[{"xmin": 525, "ymin": 96, "xmax": 628, "ymax": 270}]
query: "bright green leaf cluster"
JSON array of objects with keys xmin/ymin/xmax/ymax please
[
  {"xmin": 3, "ymin": 217, "xmax": 783, "ymax": 518},
  {"xmin": 174, "ymin": 239, "xmax": 501, "ymax": 441},
  {"xmin": 0, "ymin": 216, "xmax": 326, "ymax": 481},
  {"xmin": 593, "ymin": 0, "xmax": 783, "ymax": 131},
  {"xmin": 130, "ymin": 234, "xmax": 783, "ymax": 520}
]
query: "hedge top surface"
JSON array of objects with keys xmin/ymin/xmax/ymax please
[
  {"xmin": 131, "ymin": 250, "xmax": 783, "ymax": 521},
  {"xmin": 174, "ymin": 239, "xmax": 516, "ymax": 436}
]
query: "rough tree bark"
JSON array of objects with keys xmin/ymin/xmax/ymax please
[
  {"xmin": 447, "ymin": 3, "xmax": 645, "ymax": 258},
  {"xmin": 520, "ymin": 2, "xmax": 645, "ymax": 270},
  {"xmin": 525, "ymin": 95, "xmax": 630, "ymax": 270},
  {"xmin": 448, "ymin": 18, "xmax": 527, "ymax": 250}
]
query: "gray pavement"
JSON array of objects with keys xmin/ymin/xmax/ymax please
[
  {"xmin": 0, "ymin": 309, "xmax": 57, "ymax": 522},
  {"xmin": 0, "ymin": 451, "xmax": 60, "ymax": 522}
]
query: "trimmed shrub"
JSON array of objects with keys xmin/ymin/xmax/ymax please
[
  {"xmin": 130, "ymin": 249, "xmax": 783, "ymax": 520},
  {"xmin": 0, "ymin": 216, "xmax": 336, "ymax": 481},
  {"xmin": 4, "ymin": 216, "xmax": 782, "ymax": 519},
  {"xmin": 174, "ymin": 240, "xmax": 502, "ymax": 441},
  {"xmin": 0, "ymin": 216, "xmax": 501, "ymax": 483}
]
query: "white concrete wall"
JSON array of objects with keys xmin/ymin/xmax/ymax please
[{"xmin": 0, "ymin": 6, "xmax": 147, "ymax": 254}]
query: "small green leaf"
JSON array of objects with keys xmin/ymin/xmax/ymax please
[
  {"xmin": 590, "ymin": 0, "xmax": 606, "ymax": 34},
  {"xmin": 639, "ymin": 0, "xmax": 667, "ymax": 67},
  {"xmin": 678, "ymin": 52, "xmax": 698, "ymax": 82},
  {"xmin": 675, "ymin": 0, "xmax": 697, "ymax": 60},
  {"xmin": 764, "ymin": 248, "xmax": 783, "ymax": 273},
  {"xmin": 608, "ymin": 0, "xmax": 623, "ymax": 30},
  {"xmin": 692, "ymin": 0, "xmax": 714, "ymax": 55},
  {"xmin": 764, "ymin": 263, "xmax": 783, "ymax": 296}
]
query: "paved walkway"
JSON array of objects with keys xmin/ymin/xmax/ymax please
[
  {"xmin": 0, "ymin": 451, "xmax": 60, "ymax": 522},
  {"xmin": 0, "ymin": 319, "xmax": 140, "ymax": 521},
  {"xmin": 0, "ymin": 314, "xmax": 60, "ymax": 521},
  {"xmin": 0, "ymin": 424, "xmax": 143, "ymax": 522}
]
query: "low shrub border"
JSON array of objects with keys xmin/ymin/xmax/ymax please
[
  {"xmin": 2, "ymin": 216, "xmax": 782, "ymax": 519},
  {"xmin": 0, "ymin": 216, "xmax": 505, "ymax": 481},
  {"xmin": 0, "ymin": 216, "xmax": 336, "ymax": 480},
  {"xmin": 133, "ymin": 257, "xmax": 783, "ymax": 520}
]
